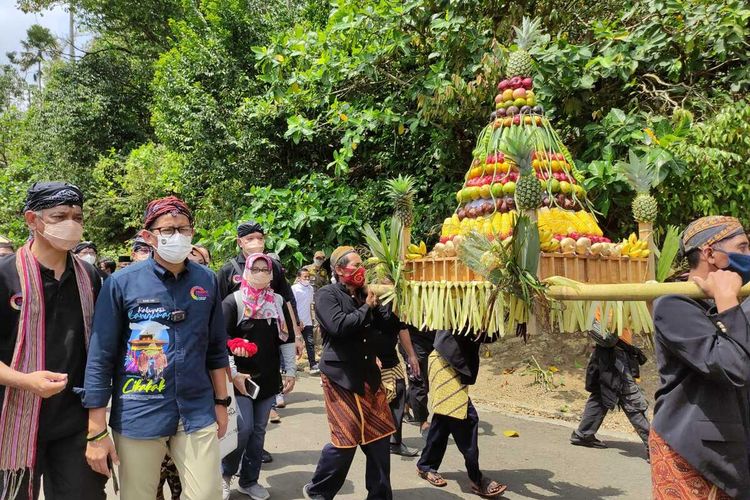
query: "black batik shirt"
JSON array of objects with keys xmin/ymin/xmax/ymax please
[{"xmin": 0, "ymin": 252, "xmax": 101, "ymax": 441}]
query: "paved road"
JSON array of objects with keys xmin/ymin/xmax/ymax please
[
  {"xmin": 238, "ymin": 375, "xmax": 650, "ymax": 500},
  {"xmin": 87, "ymin": 374, "xmax": 650, "ymax": 499}
]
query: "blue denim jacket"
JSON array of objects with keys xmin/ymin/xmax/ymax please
[{"xmin": 83, "ymin": 258, "xmax": 229, "ymax": 439}]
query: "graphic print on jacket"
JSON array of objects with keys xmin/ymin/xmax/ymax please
[{"xmin": 122, "ymin": 320, "xmax": 170, "ymax": 398}]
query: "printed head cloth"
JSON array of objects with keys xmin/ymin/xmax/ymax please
[
  {"xmin": 680, "ymin": 216, "xmax": 745, "ymax": 257},
  {"xmin": 330, "ymin": 246, "xmax": 356, "ymax": 268},
  {"xmin": 237, "ymin": 221, "xmax": 264, "ymax": 238},
  {"xmin": 143, "ymin": 196, "xmax": 193, "ymax": 229},
  {"xmin": 23, "ymin": 181, "xmax": 83, "ymax": 212}
]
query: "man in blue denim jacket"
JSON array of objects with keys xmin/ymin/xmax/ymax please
[{"xmin": 82, "ymin": 196, "xmax": 229, "ymax": 500}]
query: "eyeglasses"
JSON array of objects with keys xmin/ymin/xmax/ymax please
[
  {"xmin": 249, "ymin": 267, "xmax": 272, "ymax": 274},
  {"xmin": 151, "ymin": 226, "xmax": 194, "ymax": 237}
]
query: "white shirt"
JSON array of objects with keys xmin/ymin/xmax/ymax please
[{"xmin": 292, "ymin": 282, "xmax": 314, "ymax": 327}]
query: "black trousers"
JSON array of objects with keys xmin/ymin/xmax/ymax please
[
  {"xmin": 389, "ymin": 378, "xmax": 406, "ymax": 445},
  {"xmin": 8, "ymin": 430, "xmax": 107, "ymax": 500},
  {"xmin": 308, "ymin": 436, "xmax": 392, "ymax": 500},
  {"xmin": 302, "ymin": 325, "xmax": 317, "ymax": 368},
  {"xmin": 417, "ymin": 399, "xmax": 482, "ymax": 485},
  {"xmin": 406, "ymin": 335, "xmax": 434, "ymax": 424},
  {"xmin": 575, "ymin": 389, "xmax": 650, "ymax": 447}
]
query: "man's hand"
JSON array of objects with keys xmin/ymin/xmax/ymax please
[
  {"xmin": 282, "ymin": 375, "xmax": 296, "ymax": 394},
  {"xmin": 233, "ymin": 373, "xmax": 250, "ymax": 396},
  {"xmin": 295, "ymin": 337, "xmax": 304, "ymax": 357},
  {"xmin": 215, "ymin": 405, "xmax": 228, "ymax": 439},
  {"xmin": 21, "ymin": 371, "xmax": 67, "ymax": 398},
  {"xmin": 693, "ymin": 270, "xmax": 742, "ymax": 312},
  {"xmin": 86, "ymin": 434, "xmax": 119, "ymax": 478},
  {"xmin": 408, "ymin": 355, "xmax": 421, "ymax": 378},
  {"xmin": 365, "ymin": 289, "xmax": 379, "ymax": 308}
]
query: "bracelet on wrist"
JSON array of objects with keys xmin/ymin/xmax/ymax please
[{"xmin": 87, "ymin": 429, "xmax": 109, "ymax": 442}]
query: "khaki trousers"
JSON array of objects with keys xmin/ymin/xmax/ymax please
[{"xmin": 114, "ymin": 424, "xmax": 221, "ymax": 500}]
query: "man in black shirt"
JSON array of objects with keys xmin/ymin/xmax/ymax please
[
  {"xmin": 0, "ymin": 181, "xmax": 106, "ymax": 500},
  {"xmin": 216, "ymin": 221, "xmax": 297, "ymax": 312}
]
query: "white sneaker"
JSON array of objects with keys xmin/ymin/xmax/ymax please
[
  {"xmin": 309, "ymin": 364, "xmax": 320, "ymax": 375},
  {"xmin": 275, "ymin": 394, "xmax": 285, "ymax": 408},
  {"xmin": 237, "ymin": 483, "xmax": 270, "ymax": 500},
  {"xmin": 222, "ymin": 476, "xmax": 232, "ymax": 500}
]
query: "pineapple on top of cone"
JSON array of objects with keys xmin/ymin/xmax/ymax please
[
  {"xmin": 616, "ymin": 150, "xmax": 659, "ymax": 224},
  {"xmin": 428, "ymin": 17, "xmax": 648, "ymax": 261}
]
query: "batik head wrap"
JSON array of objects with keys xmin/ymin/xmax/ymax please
[
  {"xmin": 237, "ymin": 221, "xmax": 264, "ymax": 238},
  {"xmin": 143, "ymin": 196, "xmax": 193, "ymax": 229},
  {"xmin": 23, "ymin": 182, "xmax": 83, "ymax": 212},
  {"xmin": 679, "ymin": 216, "xmax": 745, "ymax": 257}
]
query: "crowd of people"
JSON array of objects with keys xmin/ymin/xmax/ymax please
[{"xmin": 1, "ymin": 181, "xmax": 750, "ymax": 500}]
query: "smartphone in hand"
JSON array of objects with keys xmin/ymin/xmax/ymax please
[{"xmin": 244, "ymin": 378, "xmax": 260, "ymax": 399}]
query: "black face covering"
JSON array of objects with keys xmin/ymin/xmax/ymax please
[{"xmin": 23, "ymin": 182, "xmax": 83, "ymax": 212}]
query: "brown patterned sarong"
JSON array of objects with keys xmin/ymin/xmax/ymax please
[
  {"xmin": 650, "ymin": 429, "xmax": 732, "ymax": 500},
  {"xmin": 321, "ymin": 375, "xmax": 396, "ymax": 448}
]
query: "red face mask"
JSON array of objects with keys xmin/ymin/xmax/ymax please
[{"xmin": 341, "ymin": 266, "xmax": 366, "ymax": 288}]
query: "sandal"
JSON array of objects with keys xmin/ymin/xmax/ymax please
[
  {"xmin": 417, "ymin": 470, "xmax": 447, "ymax": 487},
  {"xmin": 470, "ymin": 477, "xmax": 507, "ymax": 498}
]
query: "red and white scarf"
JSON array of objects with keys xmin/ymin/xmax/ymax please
[{"xmin": 0, "ymin": 242, "xmax": 94, "ymax": 500}]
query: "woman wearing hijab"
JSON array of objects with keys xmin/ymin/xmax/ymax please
[
  {"xmin": 221, "ymin": 253, "xmax": 296, "ymax": 500},
  {"xmin": 303, "ymin": 246, "xmax": 398, "ymax": 500}
]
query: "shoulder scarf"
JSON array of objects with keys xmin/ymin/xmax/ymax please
[{"xmin": 0, "ymin": 242, "xmax": 94, "ymax": 500}]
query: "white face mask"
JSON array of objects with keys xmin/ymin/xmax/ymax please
[
  {"xmin": 314, "ymin": 258, "xmax": 324, "ymax": 266},
  {"xmin": 39, "ymin": 219, "xmax": 83, "ymax": 251},
  {"xmin": 155, "ymin": 233, "xmax": 193, "ymax": 264},
  {"xmin": 79, "ymin": 254, "xmax": 97, "ymax": 265}
]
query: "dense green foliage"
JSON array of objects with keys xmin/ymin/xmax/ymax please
[{"xmin": 1, "ymin": 0, "xmax": 749, "ymax": 270}]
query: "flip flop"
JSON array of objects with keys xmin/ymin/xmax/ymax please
[
  {"xmin": 417, "ymin": 470, "xmax": 447, "ymax": 487},
  {"xmin": 470, "ymin": 477, "xmax": 508, "ymax": 498}
]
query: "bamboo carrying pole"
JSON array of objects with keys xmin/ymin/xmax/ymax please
[{"xmin": 368, "ymin": 281, "xmax": 750, "ymax": 302}]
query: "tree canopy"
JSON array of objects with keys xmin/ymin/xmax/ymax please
[{"xmin": 1, "ymin": 0, "xmax": 749, "ymax": 268}]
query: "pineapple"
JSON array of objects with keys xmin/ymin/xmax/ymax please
[
  {"xmin": 503, "ymin": 127, "xmax": 541, "ymax": 211},
  {"xmin": 616, "ymin": 150, "xmax": 659, "ymax": 223},
  {"xmin": 386, "ymin": 174, "xmax": 416, "ymax": 227},
  {"xmin": 506, "ymin": 17, "xmax": 541, "ymax": 78}
]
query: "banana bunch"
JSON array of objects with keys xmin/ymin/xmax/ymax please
[
  {"xmin": 619, "ymin": 233, "xmax": 650, "ymax": 258},
  {"xmin": 406, "ymin": 241, "xmax": 428, "ymax": 260},
  {"xmin": 539, "ymin": 227, "xmax": 560, "ymax": 252}
]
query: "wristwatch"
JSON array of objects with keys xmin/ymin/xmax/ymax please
[{"xmin": 214, "ymin": 396, "xmax": 232, "ymax": 407}]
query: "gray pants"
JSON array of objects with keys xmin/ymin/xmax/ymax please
[{"xmin": 575, "ymin": 388, "xmax": 650, "ymax": 447}]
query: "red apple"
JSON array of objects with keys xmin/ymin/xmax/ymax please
[
  {"xmin": 522, "ymin": 77, "xmax": 533, "ymax": 89},
  {"xmin": 510, "ymin": 76, "xmax": 522, "ymax": 87}
]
